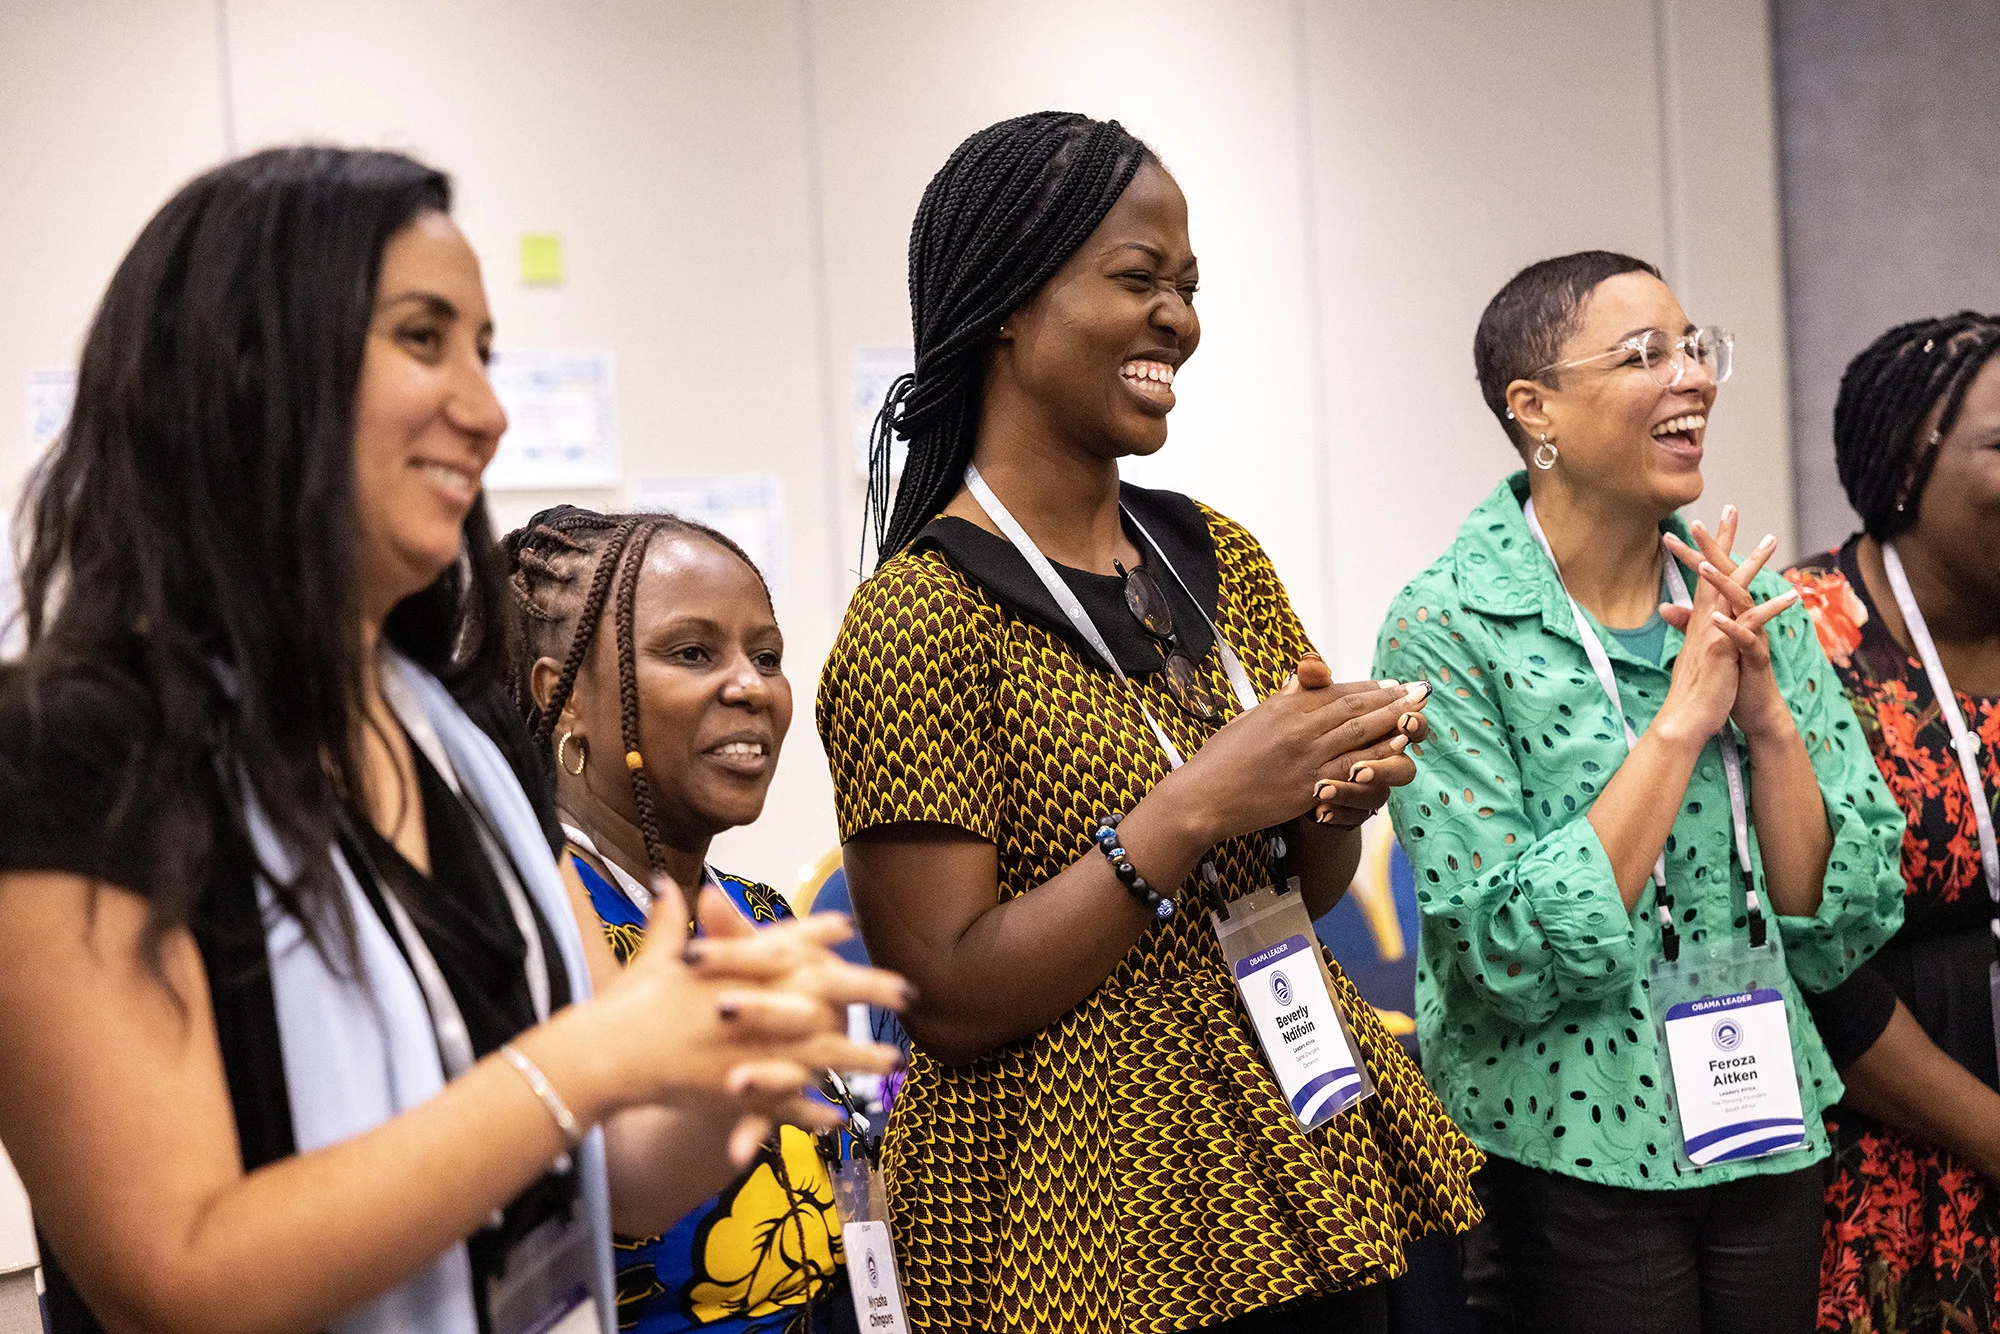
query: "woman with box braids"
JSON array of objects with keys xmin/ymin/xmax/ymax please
[
  {"xmin": 864, "ymin": 111, "xmax": 1156, "ymax": 566},
  {"xmin": 505, "ymin": 504, "xmax": 851, "ymax": 1334},
  {"xmin": 1833, "ymin": 310, "xmax": 2000, "ymax": 537},
  {"xmin": 823, "ymin": 111, "xmax": 1482, "ymax": 1334},
  {"xmin": 1785, "ymin": 313, "xmax": 2000, "ymax": 1334}
]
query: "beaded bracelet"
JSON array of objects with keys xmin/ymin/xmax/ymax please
[{"xmin": 1092, "ymin": 813, "xmax": 1176, "ymax": 921}]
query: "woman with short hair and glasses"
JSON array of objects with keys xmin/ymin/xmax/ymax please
[
  {"xmin": 1374, "ymin": 251, "xmax": 1905, "ymax": 1334},
  {"xmin": 816, "ymin": 111, "xmax": 1484, "ymax": 1334}
]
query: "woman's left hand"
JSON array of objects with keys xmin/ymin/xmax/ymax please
[
  {"xmin": 1292, "ymin": 654, "xmax": 1430, "ymax": 826},
  {"xmin": 1659, "ymin": 506, "xmax": 1799, "ymax": 744}
]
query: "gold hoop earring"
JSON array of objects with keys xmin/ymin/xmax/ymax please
[
  {"xmin": 1533, "ymin": 435, "xmax": 1559, "ymax": 471},
  {"xmin": 557, "ymin": 730, "xmax": 588, "ymax": 777}
]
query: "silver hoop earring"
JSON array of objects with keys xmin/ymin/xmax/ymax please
[{"xmin": 1532, "ymin": 435, "xmax": 1559, "ymax": 470}]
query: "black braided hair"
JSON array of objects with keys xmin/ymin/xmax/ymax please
[
  {"xmin": 1833, "ymin": 311, "xmax": 2000, "ymax": 539},
  {"xmin": 501, "ymin": 504, "xmax": 770, "ymax": 874},
  {"xmin": 864, "ymin": 111, "xmax": 1159, "ymax": 568}
]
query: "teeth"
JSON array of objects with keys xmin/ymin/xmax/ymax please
[
  {"xmin": 715, "ymin": 742, "xmax": 765, "ymax": 758},
  {"xmin": 1121, "ymin": 360, "xmax": 1175, "ymax": 386},
  {"xmin": 418, "ymin": 462, "xmax": 475, "ymax": 500},
  {"xmin": 1651, "ymin": 413, "xmax": 1706, "ymax": 438}
]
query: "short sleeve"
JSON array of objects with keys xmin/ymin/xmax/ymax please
[
  {"xmin": 0, "ymin": 668, "xmax": 162, "ymax": 893},
  {"xmin": 1803, "ymin": 960, "xmax": 1898, "ymax": 1070},
  {"xmin": 816, "ymin": 555, "xmax": 1004, "ymax": 844}
]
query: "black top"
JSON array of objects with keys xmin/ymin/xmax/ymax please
[
  {"xmin": 1790, "ymin": 537, "xmax": 2000, "ymax": 1085},
  {"xmin": 913, "ymin": 481, "xmax": 1222, "ymax": 676},
  {"xmin": 0, "ymin": 669, "xmax": 572, "ymax": 1334}
]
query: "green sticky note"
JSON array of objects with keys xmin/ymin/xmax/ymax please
[{"xmin": 519, "ymin": 233, "xmax": 563, "ymax": 285}]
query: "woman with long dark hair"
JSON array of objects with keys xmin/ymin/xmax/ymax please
[
  {"xmin": 0, "ymin": 146, "xmax": 903, "ymax": 1334},
  {"xmin": 1784, "ymin": 312, "xmax": 2000, "ymax": 1333},
  {"xmin": 817, "ymin": 111, "xmax": 1483, "ymax": 1334}
]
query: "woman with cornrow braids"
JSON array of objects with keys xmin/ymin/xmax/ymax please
[
  {"xmin": 818, "ymin": 111, "xmax": 1482, "ymax": 1333},
  {"xmin": 1782, "ymin": 313, "xmax": 2000, "ymax": 1333},
  {"xmin": 505, "ymin": 505, "xmax": 856, "ymax": 1334}
]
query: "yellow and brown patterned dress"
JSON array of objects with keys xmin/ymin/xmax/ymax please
[{"xmin": 817, "ymin": 485, "xmax": 1482, "ymax": 1334}]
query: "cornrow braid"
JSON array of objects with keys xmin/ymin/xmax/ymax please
[
  {"xmin": 1833, "ymin": 310, "xmax": 2000, "ymax": 538},
  {"xmin": 501, "ymin": 504, "xmax": 773, "ymax": 875},
  {"xmin": 864, "ymin": 111, "xmax": 1159, "ymax": 568}
]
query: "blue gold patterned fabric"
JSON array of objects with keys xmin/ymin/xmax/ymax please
[{"xmin": 572, "ymin": 854, "xmax": 846, "ymax": 1332}]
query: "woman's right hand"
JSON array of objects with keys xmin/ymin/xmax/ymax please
[
  {"xmin": 1651, "ymin": 526, "xmax": 1745, "ymax": 749},
  {"xmin": 587, "ymin": 878, "xmax": 908, "ymax": 1147},
  {"xmin": 1162, "ymin": 670, "xmax": 1431, "ymax": 844}
]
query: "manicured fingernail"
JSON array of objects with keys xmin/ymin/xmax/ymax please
[
  {"xmin": 1758, "ymin": 533, "xmax": 1776, "ymax": 549},
  {"xmin": 1399, "ymin": 712, "xmax": 1422, "ymax": 734},
  {"xmin": 1316, "ymin": 809, "xmax": 1334, "ymax": 824},
  {"xmin": 1712, "ymin": 611, "xmax": 1731, "ymax": 626},
  {"xmin": 1351, "ymin": 764, "xmax": 1375, "ymax": 783},
  {"xmin": 1315, "ymin": 778, "xmax": 1339, "ymax": 799},
  {"xmin": 717, "ymin": 1000, "xmax": 741, "ymax": 1022},
  {"xmin": 1405, "ymin": 680, "xmax": 1432, "ymax": 703},
  {"xmin": 1377, "ymin": 678, "xmax": 1399, "ymax": 688},
  {"xmin": 1389, "ymin": 734, "xmax": 1409, "ymax": 752},
  {"xmin": 1723, "ymin": 504, "xmax": 1737, "ymax": 520},
  {"xmin": 1777, "ymin": 588, "xmax": 1798, "ymax": 604}
]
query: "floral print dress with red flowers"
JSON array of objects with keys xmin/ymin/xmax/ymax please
[{"xmin": 1787, "ymin": 538, "xmax": 2000, "ymax": 1334}]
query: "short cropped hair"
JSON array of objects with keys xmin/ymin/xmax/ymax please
[{"xmin": 1473, "ymin": 251, "xmax": 1662, "ymax": 449}]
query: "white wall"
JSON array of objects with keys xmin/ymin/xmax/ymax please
[{"xmin": 0, "ymin": 0, "xmax": 1792, "ymax": 892}]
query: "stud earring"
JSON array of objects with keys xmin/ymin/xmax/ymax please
[
  {"xmin": 557, "ymin": 730, "xmax": 588, "ymax": 776},
  {"xmin": 1532, "ymin": 434, "xmax": 1559, "ymax": 470}
]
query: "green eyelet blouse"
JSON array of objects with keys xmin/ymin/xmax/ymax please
[{"xmin": 1372, "ymin": 473, "xmax": 1906, "ymax": 1189}]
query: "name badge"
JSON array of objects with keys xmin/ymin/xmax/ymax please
[
  {"xmin": 1233, "ymin": 931, "xmax": 1367, "ymax": 1125},
  {"xmin": 1660, "ymin": 988, "xmax": 1806, "ymax": 1166},
  {"xmin": 842, "ymin": 1219, "xmax": 912, "ymax": 1333},
  {"xmin": 1213, "ymin": 883, "xmax": 1373, "ymax": 1129},
  {"xmin": 833, "ymin": 1157, "xmax": 910, "ymax": 1333},
  {"xmin": 486, "ymin": 1210, "xmax": 603, "ymax": 1334}
]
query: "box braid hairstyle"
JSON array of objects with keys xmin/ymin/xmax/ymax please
[
  {"xmin": 502, "ymin": 504, "xmax": 770, "ymax": 874},
  {"xmin": 864, "ymin": 111, "xmax": 1158, "ymax": 568},
  {"xmin": 1833, "ymin": 310, "xmax": 2000, "ymax": 539}
]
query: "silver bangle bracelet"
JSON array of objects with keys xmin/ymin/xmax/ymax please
[{"xmin": 499, "ymin": 1042, "xmax": 584, "ymax": 1155}]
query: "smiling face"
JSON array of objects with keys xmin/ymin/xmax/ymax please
[
  {"xmin": 351, "ymin": 211, "xmax": 505, "ymax": 625},
  {"xmin": 1906, "ymin": 352, "xmax": 2000, "ymax": 598},
  {"xmin": 1508, "ymin": 270, "xmax": 1718, "ymax": 518},
  {"xmin": 558, "ymin": 532, "xmax": 791, "ymax": 848},
  {"xmin": 986, "ymin": 160, "xmax": 1201, "ymax": 460}
]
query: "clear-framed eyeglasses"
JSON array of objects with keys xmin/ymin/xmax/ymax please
[{"xmin": 1533, "ymin": 325, "xmax": 1734, "ymax": 389}]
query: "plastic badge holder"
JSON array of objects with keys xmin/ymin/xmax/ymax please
[
  {"xmin": 1213, "ymin": 881, "xmax": 1375, "ymax": 1130},
  {"xmin": 1650, "ymin": 930, "xmax": 1809, "ymax": 1171},
  {"xmin": 833, "ymin": 1156, "xmax": 911, "ymax": 1333}
]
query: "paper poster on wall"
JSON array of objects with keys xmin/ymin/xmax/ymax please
[
  {"xmin": 484, "ymin": 350, "xmax": 619, "ymax": 490},
  {"xmin": 630, "ymin": 473, "xmax": 786, "ymax": 602},
  {"xmin": 27, "ymin": 368, "xmax": 76, "ymax": 451},
  {"xmin": 852, "ymin": 346, "xmax": 914, "ymax": 480}
]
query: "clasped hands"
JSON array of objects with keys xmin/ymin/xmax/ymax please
[
  {"xmin": 603, "ymin": 876, "xmax": 910, "ymax": 1165},
  {"xmin": 1656, "ymin": 503, "xmax": 1801, "ymax": 748}
]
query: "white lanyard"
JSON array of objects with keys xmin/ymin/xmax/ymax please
[
  {"xmin": 1881, "ymin": 544, "xmax": 1998, "ymax": 911},
  {"xmin": 963, "ymin": 463, "xmax": 1257, "ymax": 772},
  {"xmin": 374, "ymin": 663, "xmax": 554, "ymax": 1079},
  {"xmin": 559, "ymin": 821, "xmax": 722, "ymax": 917},
  {"xmin": 1521, "ymin": 499, "xmax": 1763, "ymax": 958}
]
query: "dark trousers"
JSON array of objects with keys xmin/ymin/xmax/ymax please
[
  {"xmin": 1475, "ymin": 1155, "xmax": 1825, "ymax": 1334},
  {"xmin": 1196, "ymin": 1284, "xmax": 1388, "ymax": 1333}
]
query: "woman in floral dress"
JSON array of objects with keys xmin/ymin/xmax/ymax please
[{"xmin": 1786, "ymin": 311, "xmax": 2000, "ymax": 1334}]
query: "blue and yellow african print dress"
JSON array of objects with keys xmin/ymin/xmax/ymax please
[{"xmin": 573, "ymin": 851, "xmax": 847, "ymax": 1333}]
